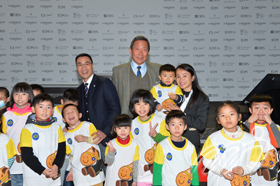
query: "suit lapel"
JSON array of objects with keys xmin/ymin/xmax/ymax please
[{"xmin": 88, "ymin": 75, "xmax": 98, "ymax": 99}]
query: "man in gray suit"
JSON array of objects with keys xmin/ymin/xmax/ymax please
[{"xmin": 112, "ymin": 35, "xmax": 161, "ymax": 116}]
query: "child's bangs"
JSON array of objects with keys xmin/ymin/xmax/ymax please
[
  {"xmin": 13, "ymin": 85, "xmax": 30, "ymax": 93},
  {"xmin": 116, "ymin": 121, "xmax": 131, "ymax": 128}
]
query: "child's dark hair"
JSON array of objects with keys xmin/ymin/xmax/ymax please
[
  {"xmin": 0, "ymin": 87, "xmax": 9, "ymax": 98},
  {"xmin": 110, "ymin": 114, "xmax": 131, "ymax": 139},
  {"xmin": 32, "ymin": 93, "xmax": 54, "ymax": 107},
  {"xmin": 159, "ymin": 64, "xmax": 176, "ymax": 75},
  {"xmin": 215, "ymin": 101, "xmax": 241, "ymax": 119},
  {"xmin": 166, "ymin": 110, "xmax": 187, "ymax": 126},
  {"xmin": 30, "ymin": 84, "xmax": 45, "ymax": 94},
  {"xmin": 63, "ymin": 89, "xmax": 80, "ymax": 103},
  {"xmin": 0, "ymin": 110, "xmax": 3, "ymax": 133},
  {"xmin": 248, "ymin": 94, "xmax": 273, "ymax": 108},
  {"xmin": 129, "ymin": 89, "xmax": 155, "ymax": 118},
  {"xmin": 62, "ymin": 104, "xmax": 81, "ymax": 129},
  {"xmin": 10, "ymin": 82, "xmax": 34, "ymax": 108}
]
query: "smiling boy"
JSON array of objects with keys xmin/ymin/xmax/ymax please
[{"xmin": 20, "ymin": 94, "xmax": 66, "ymax": 186}]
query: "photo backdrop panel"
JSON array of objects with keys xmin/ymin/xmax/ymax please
[{"xmin": 0, "ymin": 0, "xmax": 280, "ymax": 101}]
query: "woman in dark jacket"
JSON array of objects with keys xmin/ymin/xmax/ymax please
[{"xmin": 169, "ymin": 63, "xmax": 209, "ymax": 154}]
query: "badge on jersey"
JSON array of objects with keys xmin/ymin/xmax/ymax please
[
  {"xmin": 32, "ymin": 132, "xmax": 39, "ymax": 140},
  {"xmin": 134, "ymin": 128, "xmax": 139, "ymax": 135},
  {"xmin": 166, "ymin": 152, "xmax": 172, "ymax": 161},
  {"xmin": 7, "ymin": 119, "xmax": 14, "ymax": 127},
  {"xmin": 67, "ymin": 138, "xmax": 72, "ymax": 145},
  {"xmin": 218, "ymin": 144, "xmax": 226, "ymax": 153},
  {"xmin": 53, "ymin": 117, "xmax": 57, "ymax": 122},
  {"xmin": 158, "ymin": 90, "xmax": 162, "ymax": 97}
]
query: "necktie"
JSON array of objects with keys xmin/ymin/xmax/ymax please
[
  {"xmin": 137, "ymin": 66, "xmax": 141, "ymax": 77},
  {"xmin": 84, "ymin": 83, "xmax": 89, "ymax": 97}
]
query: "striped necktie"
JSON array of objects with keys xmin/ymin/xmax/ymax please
[{"xmin": 84, "ymin": 83, "xmax": 89, "ymax": 97}]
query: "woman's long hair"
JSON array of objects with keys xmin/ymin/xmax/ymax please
[{"xmin": 176, "ymin": 64, "xmax": 207, "ymax": 108}]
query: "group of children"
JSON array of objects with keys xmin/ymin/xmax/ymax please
[{"xmin": 0, "ymin": 64, "xmax": 279, "ymax": 186}]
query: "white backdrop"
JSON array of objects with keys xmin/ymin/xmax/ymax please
[{"xmin": 0, "ymin": 0, "xmax": 280, "ymax": 101}]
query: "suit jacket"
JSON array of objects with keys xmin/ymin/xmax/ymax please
[
  {"xmin": 77, "ymin": 75, "xmax": 121, "ymax": 146},
  {"xmin": 112, "ymin": 61, "xmax": 161, "ymax": 116},
  {"xmin": 181, "ymin": 92, "xmax": 209, "ymax": 150}
]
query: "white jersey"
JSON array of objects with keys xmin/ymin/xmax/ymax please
[
  {"xmin": 20, "ymin": 122, "xmax": 64, "ymax": 186},
  {"xmin": 131, "ymin": 114, "xmax": 170, "ymax": 182},
  {"xmin": 251, "ymin": 123, "xmax": 279, "ymax": 186},
  {"xmin": 53, "ymin": 105, "xmax": 65, "ymax": 129},
  {"xmin": 201, "ymin": 130, "xmax": 263, "ymax": 186},
  {"xmin": 65, "ymin": 121, "xmax": 105, "ymax": 186},
  {"xmin": 150, "ymin": 84, "xmax": 183, "ymax": 116},
  {"xmin": 154, "ymin": 136, "xmax": 197, "ymax": 186},
  {"xmin": 105, "ymin": 138, "xmax": 139, "ymax": 186},
  {"xmin": 2, "ymin": 110, "xmax": 31, "ymax": 174},
  {"xmin": 0, "ymin": 133, "xmax": 17, "ymax": 174}
]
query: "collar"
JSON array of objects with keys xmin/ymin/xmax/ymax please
[
  {"xmin": 182, "ymin": 90, "xmax": 191, "ymax": 97},
  {"xmin": 130, "ymin": 60, "xmax": 147, "ymax": 76},
  {"xmin": 26, "ymin": 113, "xmax": 55, "ymax": 126},
  {"xmin": 35, "ymin": 117, "xmax": 50, "ymax": 121},
  {"xmin": 222, "ymin": 126, "xmax": 243, "ymax": 139},
  {"xmin": 83, "ymin": 74, "xmax": 94, "ymax": 87},
  {"xmin": 7, "ymin": 103, "xmax": 32, "ymax": 114},
  {"xmin": 256, "ymin": 121, "xmax": 266, "ymax": 125},
  {"xmin": 117, "ymin": 135, "xmax": 130, "ymax": 145},
  {"xmin": 160, "ymin": 81, "xmax": 172, "ymax": 87},
  {"xmin": 68, "ymin": 121, "xmax": 81, "ymax": 130}
]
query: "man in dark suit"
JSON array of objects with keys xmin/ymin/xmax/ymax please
[{"xmin": 76, "ymin": 53, "xmax": 121, "ymax": 161}]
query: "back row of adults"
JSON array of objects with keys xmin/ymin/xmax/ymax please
[{"xmin": 75, "ymin": 35, "xmax": 209, "ymax": 157}]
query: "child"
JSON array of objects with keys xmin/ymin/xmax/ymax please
[
  {"xmin": 63, "ymin": 104, "xmax": 105, "ymax": 186},
  {"xmin": 153, "ymin": 110, "xmax": 199, "ymax": 186},
  {"xmin": 201, "ymin": 101, "xmax": 264, "ymax": 186},
  {"xmin": 53, "ymin": 88, "xmax": 80, "ymax": 132},
  {"xmin": 244, "ymin": 94, "xmax": 280, "ymax": 186},
  {"xmin": 105, "ymin": 114, "xmax": 139, "ymax": 186},
  {"xmin": 0, "ymin": 110, "xmax": 17, "ymax": 186},
  {"xmin": 150, "ymin": 64, "xmax": 183, "ymax": 116},
  {"xmin": 52, "ymin": 88, "xmax": 80, "ymax": 185},
  {"xmin": 30, "ymin": 84, "xmax": 44, "ymax": 97},
  {"xmin": 0, "ymin": 87, "xmax": 10, "ymax": 113},
  {"xmin": 129, "ymin": 89, "xmax": 170, "ymax": 185},
  {"xmin": 1, "ymin": 82, "xmax": 34, "ymax": 185},
  {"xmin": 20, "ymin": 94, "xmax": 66, "ymax": 186}
]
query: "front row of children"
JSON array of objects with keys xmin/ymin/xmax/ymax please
[{"xmin": 0, "ymin": 89, "xmax": 279, "ymax": 186}]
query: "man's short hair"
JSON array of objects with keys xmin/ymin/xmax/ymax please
[
  {"xmin": 130, "ymin": 35, "xmax": 150, "ymax": 51},
  {"xmin": 32, "ymin": 93, "xmax": 54, "ymax": 107},
  {"xmin": 159, "ymin": 64, "xmax": 176, "ymax": 75},
  {"xmin": 166, "ymin": 110, "xmax": 187, "ymax": 126},
  {"xmin": 249, "ymin": 94, "xmax": 273, "ymax": 108},
  {"xmin": 63, "ymin": 89, "xmax": 80, "ymax": 103},
  {"xmin": 30, "ymin": 84, "xmax": 44, "ymax": 94},
  {"xmin": 75, "ymin": 53, "xmax": 93, "ymax": 65},
  {"xmin": 0, "ymin": 87, "xmax": 9, "ymax": 98}
]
